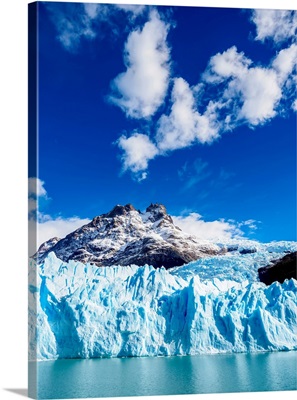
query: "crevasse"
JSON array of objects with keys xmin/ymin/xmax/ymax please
[{"xmin": 28, "ymin": 246, "xmax": 297, "ymax": 361}]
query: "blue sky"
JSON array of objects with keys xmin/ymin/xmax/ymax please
[{"xmin": 29, "ymin": 2, "xmax": 297, "ymax": 247}]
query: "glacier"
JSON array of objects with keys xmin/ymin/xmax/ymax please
[{"xmin": 28, "ymin": 241, "xmax": 297, "ymax": 361}]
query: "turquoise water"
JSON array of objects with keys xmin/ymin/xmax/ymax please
[{"xmin": 29, "ymin": 351, "xmax": 297, "ymax": 399}]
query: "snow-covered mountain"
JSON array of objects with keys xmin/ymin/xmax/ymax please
[{"xmin": 35, "ymin": 203, "xmax": 223, "ymax": 268}]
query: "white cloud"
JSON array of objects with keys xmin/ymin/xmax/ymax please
[
  {"xmin": 109, "ymin": 10, "xmax": 171, "ymax": 119},
  {"xmin": 172, "ymin": 213, "xmax": 259, "ymax": 242},
  {"xmin": 28, "ymin": 178, "xmax": 91, "ymax": 256},
  {"xmin": 221, "ymin": 45, "xmax": 297, "ymax": 125},
  {"xmin": 118, "ymin": 39, "xmax": 296, "ymax": 179},
  {"xmin": 172, "ymin": 213, "xmax": 244, "ymax": 242},
  {"xmin": 156, "ymin": 77, "xmax": 219, "ymax": 151},
  {"xmin": 204, "ymin": 47, "xmax": 284, "ymax": 126},
  {"xmin": 236, "ymin": 67, "xmax": 282, "ymax": 124},
  {"xmin": 118, "ymin": 133, "xmax": 158, "ymax": 178},
  {"xmin": 28, "ymin": 177, "xmax": 47, "ymax": 198},
  {"xmin": 203, "ymin": 46, "xmax": 251, "ymax": 83},
  {"xmin": 46, "ymin": 5, "xmax": 295, "ymax": 179},
  {"xmin": 251, "ymin": 10, "xmax": 297, "ymax": 45},
  {"xmin": 82, "ymin": 8, "xmax": 296, "ymax": 179},
  {"xmin": 116, "ymin": 78, "xmax": 220, "ymax": 179},
  {"xmin": 272, "ymin": 43, "xmax": 297, "ymax": 83}
]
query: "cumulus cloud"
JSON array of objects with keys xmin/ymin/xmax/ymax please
[
  {"xmin": 118, "ymin": 40, "xmax": 295, "ymax": 177},
  {"xmin": 251, "ymin": 9, "xmax": 297, "ymax": 45},
  {"xmin": 116, "ymin": 78, "xmax": 220, "ymax": 178},
  {"xmin": 47, "ymin": 5, "xmax": 296, "ymax": 179},
  {"xmin": 272, "ymin": 43, "xmax": 297, "ymax": 107},
  {"xmin": 109, "ymin": 10, "xmax": 171, "ymax": 119},
  {"xmin": 203, "ymin": 45, "xmax": 296, "ymax": 126},
  {"xmin": 156, "ymin": 78, "xmax": 219, "ymax": 151},
  {"xmin": 46, "ymin": 5, "xmax": 295, "ymax": 179},
  {"xmin": 172, "ymin": 213, "xmax": 244, "ymax": 242},
  {"xmin": 203, "ymin": 46, "xmax": 251, "ymax": 83},
  {"xmin": 117, "ymin": 133, "xmax": 158, "ymax": 180},
  {"xmin": 118, "ymin": 37, "xmax": 296, "ymax": 178},
  {"xmin": 236, "ymin": 67, "xmax": 281, "ymax": 124},
  {"xmin": 172, "ymin": 212, "xmax": 259, "ymax": 242},
  {"xmin": 116, "ymin": 45, "xmax": 292, "ymax": 177},
  {"xmin": 273, "ymin": 43, "xmax": 297, "ymax": 79}
]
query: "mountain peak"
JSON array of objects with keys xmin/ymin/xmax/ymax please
[
  {"xmin": 146, "ymin": 203, "xmax": 167, "ymax": 214},
  {"xmin": 37, "ymin": 237, "xmax": 61, "ymax": 256},
  {"xmin": 145, "ymin": 203, "xmax": 170, "ymax": 222},
  {"xmin": 105, "ymin": 203, "xmax": 136, "ymax": 218}
]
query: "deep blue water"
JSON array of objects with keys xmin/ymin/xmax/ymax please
[{"xmin": 29, "ymin": 351, "xmax": 297, "ymax": 399}]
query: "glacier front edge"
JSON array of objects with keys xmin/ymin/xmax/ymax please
[{"xmin": 29, "ymin": 252, "xmax": 297, "ymax": 360}]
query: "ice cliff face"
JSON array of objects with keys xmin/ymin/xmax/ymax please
[
  {"xmin": 29, "ymin": 243, "xmax": 297, "ymax": 361},
  {"xmin": 34, "ymin": 204, "xmax": 222, "ymax": 269}
]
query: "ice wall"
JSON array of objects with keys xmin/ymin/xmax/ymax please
[{"xmin": 28, "ymin": 250, "xmax": 297, "ymax": 360}]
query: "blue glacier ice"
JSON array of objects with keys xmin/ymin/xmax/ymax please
[
  {"xmin": 170, "ymin": 240, "xmax": 297, "ymax": 282},
  {"xmin": 28, "ymin": 242, "xmax": 297, "ymax": 361}
]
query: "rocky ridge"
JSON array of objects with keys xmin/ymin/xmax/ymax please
[{"xmin": 35, "ymin": 203, "xmax": 223, "ymax": 268}]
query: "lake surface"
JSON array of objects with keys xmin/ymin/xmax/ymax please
[{"xmin": 29, "ymin": 351, "xmax": 297, "ymax": 399}]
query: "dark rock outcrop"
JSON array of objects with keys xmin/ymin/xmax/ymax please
[
  {"xmin": 258, "ymin": 251, "xmax": 297, "ymax": 285},
  {"xmin": 105, "ymin": 204, "xmax": 136, "ymax": 218},
  {"xmin": 239, "ymin": 248, "xmax": 257, "ymax": 255}
]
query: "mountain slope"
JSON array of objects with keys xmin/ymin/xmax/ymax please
[{"xmin": 35, "ymin": 203, "xmax": 222, "ymax": 268}]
